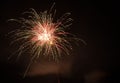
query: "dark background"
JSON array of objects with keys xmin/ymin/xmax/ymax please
[{"xmin": 0, "ymin": 0, "xmax": 119, "ymax": 83}]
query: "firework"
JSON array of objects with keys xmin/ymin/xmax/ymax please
[{"xmin": 8, "ymin": 4, "xmax": 85, "ymax": 76}]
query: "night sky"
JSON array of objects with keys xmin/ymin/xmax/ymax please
[{"xmin": 0, "ymin": 0, "xmax": 119, "ymax": 83}]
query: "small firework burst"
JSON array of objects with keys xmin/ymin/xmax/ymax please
[{"xmin": 7, "ymin": 4, "xmax": 85, "ymax": 76}]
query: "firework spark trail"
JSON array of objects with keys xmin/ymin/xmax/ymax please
[{"xmin": 8, "ymin": 4, "xmax": 86, "ymax": 77}]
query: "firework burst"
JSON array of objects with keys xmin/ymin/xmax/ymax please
[{"xmin": 7, "ymin": 4, "xmax": 86, "ymax": 76}]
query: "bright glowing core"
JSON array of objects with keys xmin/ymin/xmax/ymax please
[
  {"xmin": 38, "ymin": 33, "xmax": 51, "ymax": 41},
  {"xmin": 37, "ymin": 30, "xmax": 53, "ymax": 45}
]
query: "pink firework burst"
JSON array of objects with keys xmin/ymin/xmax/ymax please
[{"xmin": 8, "ymin": 4, "xmax": 86, "ymax": 76}]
